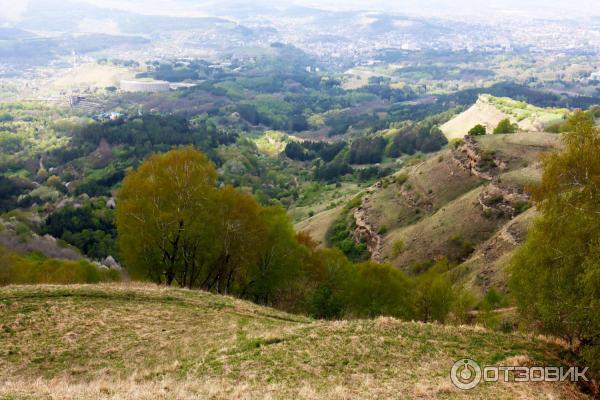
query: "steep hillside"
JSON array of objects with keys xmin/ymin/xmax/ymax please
[
  {"xmin": 441, "ymin": 95, "xmax": 567, "ymax": 139},
  {"xmin": 301, "ymin": 131, "xmax": 561, "ymax": 294},
  {"xmin": 295, "ymin": 204, "xmax": 345, "ymax": 246},
  {"xmin": 451, "ymin": 208, "xmax": 536, "ymax": 294},
  {"xmin": 441, "ymin": 96, "xmax": 509, "ymax": 139},
  {"xmin": 381, "ymin": 132, "xmax": 560, "ymax": 284},
  {"xmin": 0, "ymin": 284, "xmax": 587, "ymax": 400}
]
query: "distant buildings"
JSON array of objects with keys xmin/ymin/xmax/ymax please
[
  {"xmin": 591, "ymin": 72, "xmax": 600, "ymax": 83},
  {"xmin": 119, "ymin": 79, "xmax": 170, "ymax": 93}
]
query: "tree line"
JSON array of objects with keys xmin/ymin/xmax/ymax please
[{"xmin": 116, "ymin": 147, "xmax": 471, "ymax": 321}]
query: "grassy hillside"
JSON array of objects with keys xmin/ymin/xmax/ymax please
[
  {"xmin": 382, "ymin": 132, "xmax": 559, "ymax": 266},
  {"xmin": 441, "ymin": 95, "xmax": 566, "ymax": 139},
  {"xmin": 295, "ymin": 204, "xmax": 345, "ymax": 246},
  {"xmin": 0, "ymin": 284, "xmax": 587, "ymax": 399},
  {"xmin": 300, "ymin": 131, "xmax": 562, "ymax": 294}
]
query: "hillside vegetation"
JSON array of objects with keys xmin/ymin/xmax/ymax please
[
  {"xmin": 0, "ymin": 284, "xmax": 586, "ymax": 400},
  {"xmin": 301, "ymin": 131, "xmax": 562, "ymax": 296},
  {"xmin": 440, "ymin": 95, "xmax": 566, "ymax": 139}
]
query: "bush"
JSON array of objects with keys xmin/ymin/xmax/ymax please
[
  {"xmin": 0, "ymin": 246, "xmax": 120, "ymax": 286},
  {"xmin": 347, "ymin": 262, "xmax": 415, "ymax": 319},
  {"xmin": 395, "ymin": 173, "xmax": 409, "ymax": 186},
  {"xmin": 468, "ymin": 124, "xmax": 487, "ymax": 136},
  {"xmin": 391, "ymin": 239, "xmax": 406, "ymax": 257},
  {"xmin": 493, "ymin": 118, "xmax": 518, "ymax": 134},
  {"xmin": 449, "ymin": 138, "xmax": 464, "ymax": 149}
]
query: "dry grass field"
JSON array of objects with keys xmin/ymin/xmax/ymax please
[
  {"xmin": 0, "ymin": 284, "xmax": 588, "ymax": 400},
  {"xmin": 440, "ymin": 95, "xmax": 567, "ymax": 140}
]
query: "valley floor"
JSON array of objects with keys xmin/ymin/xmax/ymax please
[{"xmin": 0, "ymin": 284, "xmax": 587, "ymax": 399}]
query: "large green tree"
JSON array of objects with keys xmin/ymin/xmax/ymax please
[
  {"xmin": 116, "ymin": 147, "xmax": 304, "ymax": 301},
  {"xmin": 116, "ymin": 147, "xmax": 217, "ymax": 286},
  {"xmin": 510, "ymin": 111, "xmax": 600, "ymax": 373}
]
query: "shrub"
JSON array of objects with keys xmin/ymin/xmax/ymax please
[
  {"xmin": 395, "ymin": 173, "xmax": 409, "ymax": 186},
  {"xmin": 391, "ymin": 239, "xmax": 406, "ymax": 257},
  {"xmin": 468, "ymin": 124, "xmax": 487, "ymax": 136},
  {"xmin": 0, "ymin": 245, "xmax": 120, "ymax": 286},
  {"xmin": 493, "ymin": 118, "xmax": 518, "ymax": 134},
  {"xmin": 450, "ymin": 139, "xmax": 464, "ymax": 149},
  {"xmin": 347, "ymin": 262, "xmax": 415, "ymax": 319}
]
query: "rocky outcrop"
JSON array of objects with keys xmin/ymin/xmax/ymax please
[
  {"xmin": 452, "ymin": 136, "xmax": 507, "ymax": 180},
  {"xmin": 351, "ymin": 188, "xmax": 383, "ymax": 262},
  {"xmin": 477, "ymin": 183, "xmax": 530, "ymax": 219}
]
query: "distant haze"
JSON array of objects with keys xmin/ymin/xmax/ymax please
[
  {"xmin": 0, "ymin": 0, "xmax": 600, "ymax": 27},
  {"xmin": 15, "ymin": 0, "xmax": 600, "ymax": 20},
  {"xmin": 0, "ymin": 0, "xmax": 29, "ymax": 21}
]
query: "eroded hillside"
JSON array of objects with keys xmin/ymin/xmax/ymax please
[{"xmin": 301, "ymin": 131, "xmax": 561, "ymax": 295}]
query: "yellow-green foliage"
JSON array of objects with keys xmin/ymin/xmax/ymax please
[
  {"xmin": 485, "ymin": 95, "xmax": 567, "ymax": 126},
  {"xmin": 391, "ymin": 239, "xmax": 406, "ymax": 257},
  {"xmin": 253, "ymin": 130, "xmax": 294, "ymax": 156},
  {"xmin": 0, "ymin": 246, "xmax": 119, "ymax": 285},
  {"xmin": 510, "ymin": 112, "xmax": 600, "ymax": 374}
]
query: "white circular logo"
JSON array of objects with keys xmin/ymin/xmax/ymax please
[{"xmin": 450, "ymin": 359, "xmax": 482, "ymax": 390}]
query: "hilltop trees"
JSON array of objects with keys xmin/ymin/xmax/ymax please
[
  {"xmin": 117, "ymin": 148, "xmax": 301, "ymax": 300},
  {"xmin": 510, "ymin": 112, "xmax": 600, "ymax": 374}
]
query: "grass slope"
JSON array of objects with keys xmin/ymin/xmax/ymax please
[
  {"xmin": 383, "ymin": 185, "xmax": 502, "ymax": 267},
  {"xmin": 379, "ymin": 133, "xmax": 559, "ymax": 279},
  {"xmin": 441, "ymin": 95, "xmax": 566, "ymax": 139},
  {"xmin": 295, "ymin": 204, "xmax": 345, "ymax": 246},
  {"xmin": 365, "ymin": 150, "xmax": 484, "ymax": 235},
  {"xmin": 0, "ymin": 284, "xmax": 586, "ymax": 399},
  {"xmin": 296, "ymin": 131, "xmax": 561, "ymax": 292}
]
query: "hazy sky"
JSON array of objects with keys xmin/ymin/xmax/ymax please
[{"xmin": 2, "ymin": 0, "xmax": 600, "ymax": 21}]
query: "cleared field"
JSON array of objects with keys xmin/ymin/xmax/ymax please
[
  {"xmin": 0, "ymin": 284, "xmax": 587, "ymax": 400},
  {"xmin": 51, "ymin": 63, "xmax": 135, "ymax": 90},
  {"xmin": 253, "ymin": 130, "xmax": 298, "ymax": 156},
  {"xmin": 288, "ymin": 182, "xmax": 361, "ymax": 223}
]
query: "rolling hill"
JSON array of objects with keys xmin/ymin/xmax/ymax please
[{"xmin": 0, "ymin": 284, "xmax": 587, "ymax": 399}]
